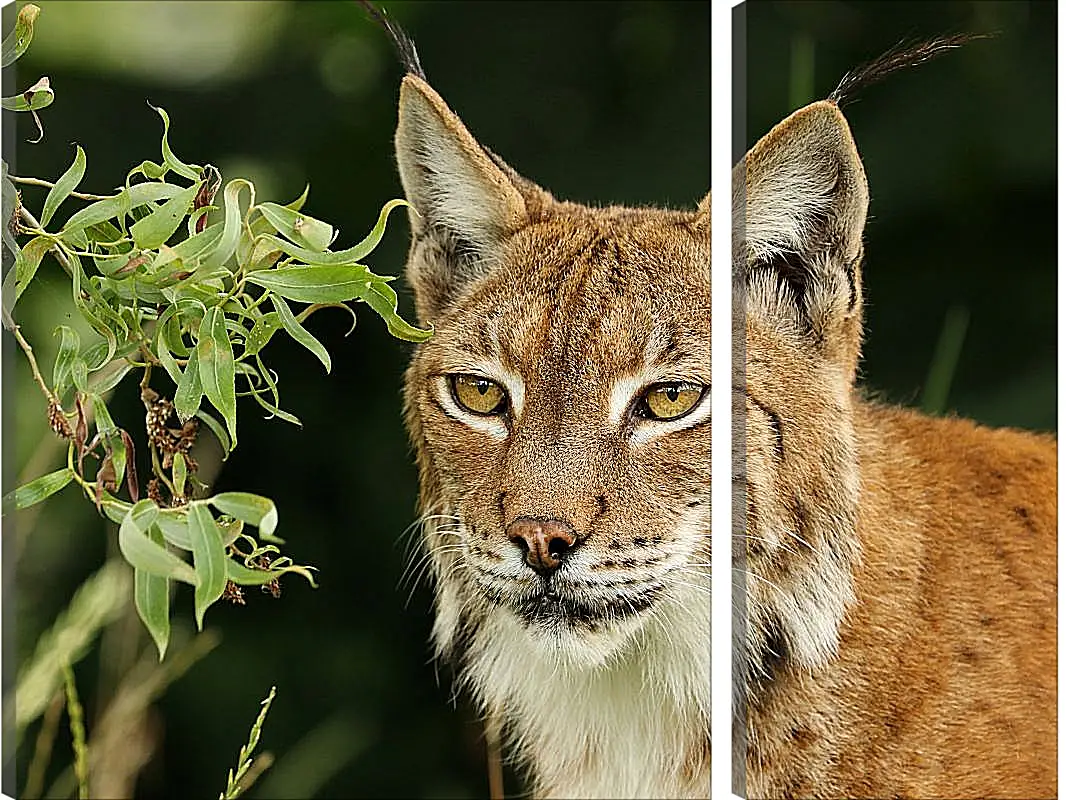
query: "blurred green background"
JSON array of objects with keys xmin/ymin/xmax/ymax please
[
  {"xmin": 742, "ymin": 0, "xmax": 1056, "ymax": 431},
  {"xmin": 5, "ymin": 2, "xmax": 708, "ymax": 798}
]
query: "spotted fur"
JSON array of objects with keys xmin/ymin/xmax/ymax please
[{"xmin": 735, "ymin": 93, "xmax": 1056, "ymax": 800}]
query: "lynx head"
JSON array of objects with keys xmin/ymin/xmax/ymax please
[
  {"xmin": 397, "ymin": 73, "xmax": 710, "ymax": 671},
  {"xmin": 734, "ymin": 100, "xmax": 867, "ymax": 688}
]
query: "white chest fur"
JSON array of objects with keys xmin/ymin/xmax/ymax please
[{"xmin": 461, "ymin": 583, "xmax": 710, "ymax": 799}]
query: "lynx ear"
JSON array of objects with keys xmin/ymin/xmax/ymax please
[
  {"xmin": 395, "ymin": 75, "xmax": 532, "ymax": 321},
  {"xmin": 734, "ymin": 101, "xmax": 868, "ymax": 376}
]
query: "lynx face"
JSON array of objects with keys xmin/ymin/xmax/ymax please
[{"xmin": 397, "ymin": 73, "xmax": 710, "ymax": 667}]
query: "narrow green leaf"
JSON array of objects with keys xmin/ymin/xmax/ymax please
[
  {"xmin": 14, "ymin": 235, "xmax": 51, "ymax": 301},
  {"xmin": 209, "ymin": 492, "xmax": 279, "ymax": 539},
  {"xmin": 172, "ymin": 453, "xmax": 187, "ymax": 498},
  {"xmin": 69, "ymin": 256, "xmax": 118, "ymax": 366},
  {"xmin": 64, "ymin": 226, "xmax": 89, "ymax": 250},
  {"xmin": 174, "ymin": 346, "xmax": 203, "ymax": 422},
  {"xmin": 216, "ymin": 517, "xmax": 244, "ymax": 547},
  {"xmin": 361, "ymin": 279, "xmax": 433, "ymax": 342},
  {"xmin": 71, "ymin": 358, "xmax": 88, "ymax": 392},
  {"xmin": 225, "ymin": 559, "xmax": 282, "ymax": 586},
  {"xmin": 162, "ymin": 278, "xmax": 226, "ymax": 310},
  {"xmin": 80, "ymin": 341, "xmax": 109, "ymax": 372},
  {"xmin": 196, "ymin": 306, "xmax": 237, "ymax": 449},
  {"xmin": 108, "ymin": 432, "xmax": 127, "ymax": 490},
  {"xmin": 99, "ymin": 494, "xmax": 132, "ymax": 525},
  {"xmin": 243, "ymin": 312, "xmax": 282, "ymax": 356},
  {"xmin": 92, "ymin": 250, "xmax": 137, "ymax": 278},
  {"xmin": 257, "ymin": 202, "xmax": 333, "ymax": 252},
  {"xmin": 156, "ymin": 325, "xmax": 182, "ymax": 386},
  {"xmin": 40, "ymin": 145, "xmax": 86, "ymax": 227},
  {"xmin": 247, "ymin": 381, "xmax": 301, "ymax": 429},
  {"xmin": 298, "ymin": 302, "xmax": 359, "ymax": 337},
  {"xmin": 62, "ymin": 182, "xmax": 181, "ymax": 236},
  {"xmin": 87, "ymin": 217, "xmax": 124, "ymax": 238},
  {"xmin": 134, "ymin": 526, "xmax": 171, "ymax": 660},
  {"xmin": 118, "ymin": 500, "xmax": 199, "ymax": 585},
  {"xmin": 344, "ymin": 198, "xmax": 410, "ymax": 262},
  {"xmin": 89, "ymin": 360, "xmax": 133, "ymax": 395},
  {"xmin": 225, "ymin": 558, "xmax": 316, "ymax": 589},
  {"xmin": 91, "ymin": 393, "xmax": 116, "ymax": 434},
  {"xmin": 243, "ymin": 236, "xmax": 283, "ymax": 273},
  {"xmin": 194, "ymin": 409, "xmax": 231, "ymax": 459},
  {"xmin": 198, "ymin": 179, "xmax": 250, "ymax": 272},
  {"xmin": 78, "ymin": 263, "xmax": 130, "ymax": 345},
  {"xmin": 284, "ymin": 184, "xmax": 310, "ymax": 212},
  {"xmin": 187, "ymin": 504, "xmax": 227, "ymax": 630},
  {"xmin": 245, "ymin": 265, "xmax": 372, "ymax": 304},
  {"xmin": 2, "ymin": 76, "xmax": 53, "ymax": 111},
  {"xmin": 3, "ymin": 468, "xmax": 72, "ymax": 512},
  {"xmin": 241, "ymin": 199, "xmax": 407, "ymax": 267},
  {"xmin": 51, "ymin": 325, "xmax": 80, "ymax": 397},
  {"xmin": 158, "ymin": 300, "xmax": 200, "ymax": 357},
  {"xmin": 130, "ymin": 183, "xmax": 198, "ymax": 249},
  {"xmin": 156, "ymin": 511, "xmax": 191, "ymax": 550},
  {"xmin": 249, "ymin": 233, "xmax": 344, "ymax": 267},
  {"xmin": 247, "ymin": 354, "xmax": 301, "ymax": 429},
  {"xmin": 2, "ymin": 171, "xmax": 23, "ymax": 301},
  {"xmin": 1, "ymin": 4, "xmax": 39, "ymax": 68},
  {"xmin": 152, "ymin": 221, "xmax": 222, "ymax": 271},
  {"xmin": 103, "ymin": 276, "xmax": 168, "ymax": 305},
  {"xmin": 270, "ymin": 295, "xmax": 330, "ymax": 373},
  {"xmin": 81, "ymin": 338, "xmax": 140, "ymax": 373},
  {"xmin": 127, "ymin": 159, "xmax": 166, "ymax": 182},
  {"xmin": 150, "ymin": 104, "xmax": 200, "ymax": 181}
]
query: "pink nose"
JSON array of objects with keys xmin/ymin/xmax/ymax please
[{"xmin": 507, "ymin": 517, "xmax": 578, "ymax": 573}]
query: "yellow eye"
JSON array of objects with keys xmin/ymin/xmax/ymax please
[
  {"xmin": 642, "ymin": 383, "xmax": 704, "ymax": 421},
  {"xmin": 450, "ymin": 375, "xmax": 508, "ymax": 415}
]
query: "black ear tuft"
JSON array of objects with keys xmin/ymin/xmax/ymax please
[
  {"xmin": 358, "ymin": 0, "xmax": 427, "ymax": 80},
  {"xmin": 828, "ymin": 33, "xmax": 991, "ymax": 107}
]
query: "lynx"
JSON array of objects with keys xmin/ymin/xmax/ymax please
[
  {"xmin": 373, "ymin": 12, "xmax": 711, "ymax": 800},
  {"xmin": 735, "ymin": 41, "xmax": 1057, "ymax": 799}
]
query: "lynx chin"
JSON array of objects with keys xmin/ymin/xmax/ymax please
[
  {"xmin": 383, "ymin": 18, "xmax": 710, "ymax": 800},
  {"xmin": 735, "ymin": 38, "xmax": 1056, "ymax": 799}
]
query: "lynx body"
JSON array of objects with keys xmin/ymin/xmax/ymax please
[{"xmin": 736, "ymin": 96, "xmax": 1057, "ymax": 799}]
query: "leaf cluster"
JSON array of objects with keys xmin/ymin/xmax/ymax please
[{"xmin": 1, "ymin": 4, "xmax": 430, "ymax": 660}]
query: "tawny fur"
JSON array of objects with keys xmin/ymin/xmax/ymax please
[
  {"xmin": 736, "ymin": 100, "xmax": 1056, "ymax": 799},
  {"xmin": 395, "ymin": 74, "xmax": 711, "ymax": 798}
]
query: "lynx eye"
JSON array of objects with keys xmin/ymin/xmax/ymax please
[
  {"xmin": 640, "ymin": 382, "xmax": 704, "ymax": 421},
  {"xmin": 450, "ymin": 374, "xmax": 508, "ymax": 416}
]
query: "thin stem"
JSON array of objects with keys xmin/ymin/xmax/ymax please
[
  {"xmin": 67, "ymin": 441, "xmax": 97, "ymax": 501},
  {"xmin": 66, "ymin": 247, "xmax": 131, "ymax": 259},
  {"xmin": 8, "ymin": 174, "xmax": 111, "ymax": 201},
  {"xmin": 18, "ymin": 206, "xmax": 75, "ymax": 277},
  {"xmin": 6, "ymin": 318, "xmax": 53, "ymax": 401}
]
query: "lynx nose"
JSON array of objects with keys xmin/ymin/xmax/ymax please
[{"xmin": 507, "ymin": 517, "xmax": 578, "ymax": 574}]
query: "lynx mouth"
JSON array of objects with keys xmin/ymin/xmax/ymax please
[
  {"xmin": 465, "ymin": 555, "xmax": 670, "ymax": 630},
  {"xmin": 510, "ymin": 579, "xmax": 661, "ymax": 630}
]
